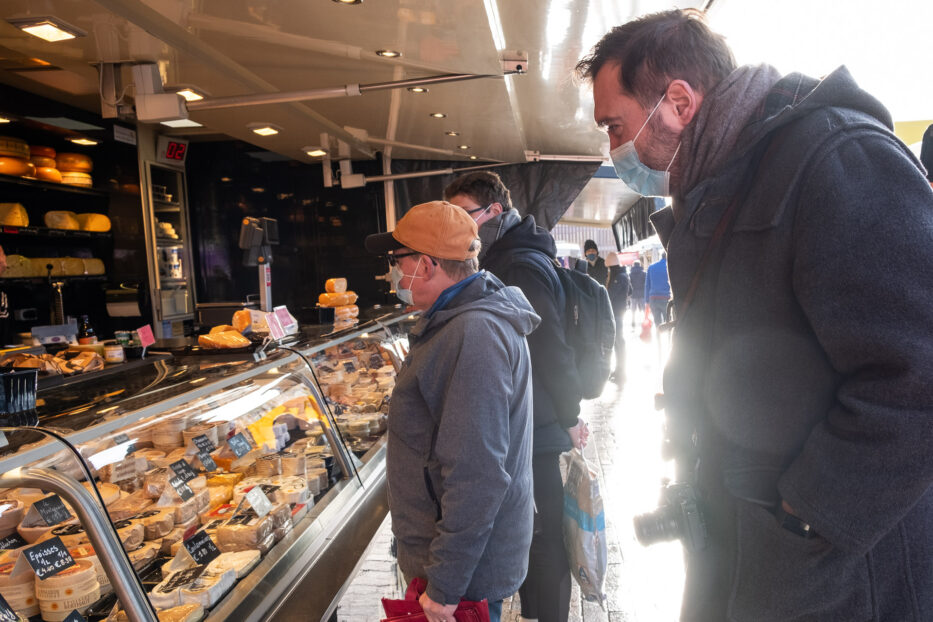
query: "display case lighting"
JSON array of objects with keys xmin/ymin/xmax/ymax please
[
  {"xmin": 7, "ymin": 16, "xmax": 87, "ymax": 42},
  {"xmin": 0, "ymin": 117, "xmax": 10, "ymax": 124},
  {"xmin": 458, "ymin": 144, "xmax": 470, "ymax": 150},
  {"xmin": 161, "ymin": 119, "xmax": 203, "ymax": 128},
  {"xmin": 175, "ymin": 88, "xmax": 205, "ymax": 102},
  {"xmin": 249, "ymin": 124, "xmax": 281, "ymax": 136},
  {"xmin": 220, "ymin": 177, "xmax": 232, "ymax": 182},
  {"xmin": 469, "ymin": 155, "xmax": 478, "ymax": 160},
  {"xmin": 407, "ymin": 87, "xmax": 428, "ymax": 93},
  {"xmin": 375, "ymin": 49, "xmax": 401, "ymax": 58},
  {"xmin": 69, "ymin": 137, "xmax": 98, "ymax": 146},
  {"xmin": 445, "ymin": 130, "xmax": 459, "ymax": 136},
  {"xmin": 429, "ymin": 112, "xmax": 446, "ymax": 119}
]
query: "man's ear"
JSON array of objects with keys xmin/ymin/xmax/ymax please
[
  {"xmin": 663, "ymin": 80, "xmax": 703, "ymax": 130},
  {"xmin": 489, "ymin": 202, "xmax": 504, "ymax": 217}
]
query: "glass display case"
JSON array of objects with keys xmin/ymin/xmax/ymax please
[{"xmin": 0, "ymin": 311, "xmax": 414, "ymax": 622}]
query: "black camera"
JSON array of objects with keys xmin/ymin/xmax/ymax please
[{"xmin": 633, "ymin": 482, "xmax": 708, "ymax": 552}]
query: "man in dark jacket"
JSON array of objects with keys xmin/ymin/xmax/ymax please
[
  {"xmin": 579, "ymin": 9, "xmax": 933, "ymax": 622},
  {"xmin": 628, "ymin": 260, "xmax": 646, "ymax": 327},
  {"xmin": 605, "ymin": 253, "xmax": 630, "ymax": 383},
  {"xmin": 445, "ymin": 171, "xmax": 587, "ymax": 622},
  {"xmin": 583, "ymin": 239, "xmax": 608, "ymax": 285}
]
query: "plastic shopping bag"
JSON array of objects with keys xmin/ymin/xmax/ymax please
[
  {"xmin": 640, "ymin": 305, "xmax": 653, "ymax": 342},
  {"xmin": 381, "ymin": 577, "xmax": 490, "ymax": 622},
  {"xmin": 563, "ymin": 448, "xmax": 608, "ymax": 607}
]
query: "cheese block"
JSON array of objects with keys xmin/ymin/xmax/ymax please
[
  {"xmin": 82, "ymin": 257, "xmax": 105, "ymax": 275},
  {"xmin": 0, "ymin": 557, "xmax": 38, "ymax": 617},
  {"xmin": 290, "ymin": 502, "xmax": 310, "ymax": 524},
  {"xmin": 60, "ymin": 171, "xmax": 92, "ymax": 188},
  {"xmin": 144, "ymin": 467, "xmax": 173, "ymax": 498},
  {"xmin": 197, "ymin": 331, "xmax": 250, "ymax": 349},
  {"xmin": 206, "ymin": 550, "xmax": 260, "ymax": 579},
  {"xmin": 279, "ymin": 452, "xmax": 306, "ymax": 477},
  {"xmin": 75, "ymin": 213, "xmax": 110, "ymax": 232},
  {"xmin": 136, "ymin": 449, "xmax": 167, "ymax": 468},
  {"xmin": 199, "ymin": 504, "xmax": 236, "ymax": 526},
  {"xmin": 206, "ymin": 485, "xmax": 232, "ymax": 510},
  {"xmin": 83, "ymin": 481, "xmax": 120, "ymax": 506},
  {"xmin": 268, "ymin": 503, "xmax": 292, "ymax": 532},
  {"xmin": 156, "ymin": 494, "xmax": 199, "ymax": 524},
  {"xmin": 55, "ymin": 153, "xmax": 93, "ymax": 173},
  {"xmin": 179, "ymin": 567, "xmax": 236, "ymax": 607},
  {"xmin": 35, "ymin": 167, "xmax": 62, "ymax": 183},
  {"xmin": 150, "ymin": 566, "xmax": 206, "ymax": 609},
  {"xmin": 208, "ymin": 324, "xmax": 237, "ymax": 335},
  {"xmin": 69, "ymin": 545, "xmax": 110, "ymax": 595},
  {"xmin": 1, "ymin": 254, "xmax": 35, "ymax": 278},
  {"xmin": 206, "ymin": 473, "xmax": 242, "ymax": 488},
  {"xmin": 35, "ymin": 560, "xmax": 97, "ymax": 600},
  {"xmin": 47, "ymin": 523, "xmax": 89, "ymax": 548},
  {"xmin": 215, "ymin": 511, "xmax": 274, "ymax": 551},
  {"xmin": 231, "ymin": 309, "xmax": 252, "ymax": 333},
  {"xmin": 30, "ymin": 155, "xmax": 56, "ymax": 168},
  {"xmin": 268, "ymin": 476, "xmax": 310, "ymax": 506},
  {"xmin": 324, "ymin": 277, "xmax": 347, "ymax": 293},
  {"xmin": 0, "ymin": 156, "xmax": 30, "ymax": 177},
  {"xmin": 334, "ymin": 304, "xmax": 359, "ymax": 320},
  {"xmin": 43, "ymin": 211, "xmax": 80, "ymax": 231},
  {"xmin": 255, "ymin": 455, "xmax": 281, "ymax": 477},
  {"xmin": 114, "ymin": 603, "xmax": 205, "ymax": 622},
  {"xmin": 160, "ymin": 527, "xmax": 185, "ymax": 556},
  {"xmin": 0, "ymin": 203, "xmax": 28, "ymax": 227},
  {"xmin": 114, "ymin": 519, "xmax": 145, "ymax": 550},
  {"xmin": 107, "ymin": 490, "xmax": 153, "ymax": 520},
  {"xmin": 99, "ymin": 457, "xmax": 148, "ymax": 485},
  {"xmin": 0, "ymin": 499, "xmax": 25, "ymax": 534},
  {"xmin": 128, "ymin": 540, "xmax": 160, "ymax": 570},
  {"xmin": 29, "ymin": 146, "xmax": 55, "ymax": 160},
  {"xmin": 306, "ymin": 469, "xmax": 328, "ymax": 496},
  {"xmin": 135, "ymin": 508, "xmax": 175, "ymax": 540},
  {"xmin": 0, "ymin": 137, "xmax": 29, "ymax": 160}
]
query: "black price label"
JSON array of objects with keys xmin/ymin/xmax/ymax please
[
  {"xmin": 24, "ymin": 536, "xmax": 76, "ymax": 579},
  {"xmin": 34, "ymin": 495, "xmax": 71, "ymax": 527},
  {"xmin": 160, "ymin": 565, "xmax": 205, "ymax": 591},
  {"xmin": 63, "ymin": 611, "xmax": 86, "ymax": 622},
  {"xmin": 192, "ymin": 434, "xmax": 216, "ymax": 454},
  {"xmin": 0, "ymin": 593, "xmax": 18, "ymax": 622},
  {"xmin": 169, "ymin": 475, "xmax": 194, "ymax": 501},
  {"xmin": 369, "ymin": 352, "xmax": 384, "ymax": 369},
  {"xmin": 342, "ymin": 361, "xmax": 356, "ymax": 372},
  {"xmin": 0, "ymin": 532, "xmax": 27, "ymax": 550},
  {"xmin": 228, "ymin": 433, "xmax": 251, "ymax": 458},
  {"xmin": 198, "ymin": 451, "xmax": 217, "ymax": 472},
  {"xmin": 114, "ymin": 433, "xmax": 136, "ymax": 453},
  {"xmin": 169, "ymin": 459, "xmax": 197, "ymax": 483},
  {"xmin": 183, "ymin": 530, "xmax": 220, "ymax": 566}
]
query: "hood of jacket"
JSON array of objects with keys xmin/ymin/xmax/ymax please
[{"xmin": 483, "ymin": 214, "xmax": 556, "ymax": 266}]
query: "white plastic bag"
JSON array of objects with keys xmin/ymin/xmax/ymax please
[{"xmin": 562, "ymin": 448, "xmax": 608, "ymax": 607}]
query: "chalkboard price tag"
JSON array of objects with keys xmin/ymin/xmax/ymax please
[
  {"xmin": 0, "ymin": 593, "xmax": 19, "ymax": 622},
  {"xmin": 34, "ymin": 495, "xmax": 71, "ymax": 527},
  {"xmin": 192, "ymin": 434, "xmax": 216, "ymax": 454},
  {"xmin": 183, "ymin": 530, "xmax": 220, "ymax": 566},
  {"xmin": 0, "ymin": 532, "xmax": 27, "ymax": 550},
  {"xmin": 63, "ymin": 611, "xmax": 86, "ymax": 622},
  {"xmin": 168, "ymin": 475, "xmax": 194, "ymax": 501},
  {"xmin": 114, "ymin": 433, "xmax": 136, "ymax": 453},
  {"xmin": 342, "ymin": 361, "xmax": 356, "ymax": 373},
  {"xmin": 24, "ymin": 536, "xmax": 76, "ymax": 579},
  {"xmin": 228, "ymin": 433, "xmax": 251, "ymax": 458},
  {"xmin": 169, "ymin": 459, "xmax": 197, "ymax": 483},
  {"xmin": 198, "ymin": 451, "xmax": 217, "ymax": 473},
  {"xmin": 245, "ymin": 486, "xmax": 272, "ymax": 518}
]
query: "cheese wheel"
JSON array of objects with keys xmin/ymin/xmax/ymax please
[
  {"xmin": 128, "ymin": 540, "xmax": 160, "ymax": 570},
  {"xmin": 114, "ymin": 519, "xmax": 145, "ymax": 550},
  {"xmin": 83, "ymin": 481, "xmax": 120, "ymax": 506},
  {"xmin": 60, "ymin": 171, "xmax": 92, "ymax": 187},
  {"xmin": 0, "ymin": 137, "xmax": 29, "ymax": 159},
  {"xmin": 1, "ymin": 255, "xmax": 35, "ymax": 278},
  {"xmin": 325, "ymin": 277, "xmax": 347, "ymax": 293},
  {"xmin": 216, "ymin": 512, "xmax": 274, "ymax": 550},
  {"xmin": 334, "ymin": 304, "xmax": 359, "ymax": 320},
  {"xmin": 232, "ymin": 309, "xmax": 252, "ymax": 333},
  {"xmin": 179, "ymin": 567, "xmax": 236, "ymax": 607},
  {"xmin": 0, "ymin": 156, "xmax": 30, "ymax": 177},
  {"xmin": 36, "ymin": 570, "xmax": 97, "ymax": 601},
  {"xmin": 24, "ymin": 162, "xmax": 35, "ymax": 178},
  {"xmin": 35, "ymin": 558, "xmax": 95, "ymax": 590},
  {"xmin": 34, "ymin": 167, "xmax": 62, "ymax": 183},
  {"xmin": 29, "ymin": 146, "xmax": 56, "ymax": 159},
  {"xmin": 48, "ymin": 522, "xmax": 88, "ymax": 548},
  {"xmin": 55, "ymin": 153, "xmax": 93, "ymax": 173},
  {"xmin": 318, "ymin": 292, "xmax": 348, "ymax": 307},
  {"xmin": 134, "ymin": 508, "xmax": 175, "ymax": 539},
  {"xmin": 69, "ymin": 545, "xmax": 110, "ymax": 594},
  {"xmin": 0, "ymin": 203, "xmax": 29, "ymax": 227},
  {"xmin": 75, "ymin": 213, "xmax": 110, "ymax": 232},
  {"xmin": 38, "ymin": 582, "xmax": 101, "ymax": 617},
  {"xmin": 152, "ymin": 420, "xmax": 186, "ymax": 451},
  {"xmin": 30, "ymin": 156, "xmax": 56, "ymax": 168},
  {"xmin": 43, "ymin": 211, "xmax": 80, "ymax": 231},
  {"xmin": 207, "ymin": 550, "xmax": 260, "ymax": 579},
  {"xmin": 82, "ymin": 258, "xmax": 105, "ymax": 276}
]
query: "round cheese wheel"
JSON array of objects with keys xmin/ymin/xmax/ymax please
[
  {"xmin": 35, "ymin": 167, "xmax": 62, "ymax": 183},
  {"xmin": 36, "ymin": 559, "xmax": 95, "ymax": 589},
  {"xmin": 60, "ymin": 171, "xmax": 92, "ymax": 187},
  {"xmin": 325, "ymin": 277, "xmax": 347, "ymax": 293},
  {"xmin": 30, "ymin": 155, "xmax": 56, "ymax": 168},
  {"xmin": 43, "ymin": 211, "xmax": 80, "ymax": 230},
  {"xmin": 24, "ymin": 162, "xmax": 35, "ymax": 178},
  {"xmin": 0, "ymin": 137, "xmax": 29, "ymax": 160},
  {"xmin": 0, "ymin": 203, "xmax": 29, "ymax": 227},
  {"xmin": 29, "ymin": 145, "xmax": 56, "ymax": 159},
  {"xmin": 36, "ymin": 571, "xmax": 98, "ymax": 601},
  {"xmin": 55, "ymin": 152, "xmax": 93, "ymax": 173},
  {"xmin": 82, "ymin": 258, "xmax": 105, "ymax": 276},
  {"xmin": 75, "ymin": 213, "xmax": 110, "ymax": 232},
  {"xmin": 83, "ymin": 481, "xmax": 120, "ymax": 506},
  {"xmin": 0, "ymin": 499, "xmax": 25, "ymax": 533},
  {"xmin": 0, "ymin": 156, "xmax": 31, "ymax": 177},
  {"xmin": 48, "ymin": 522, "xmax": 89, "ymax": 548}
]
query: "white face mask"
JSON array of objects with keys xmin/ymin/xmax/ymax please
[
  {"xmin": 389, "ymin": 255, "xmax": 423, "ymax": 306},
  {"xmin": 609, "ymin": 95, "xmax": 681, "ymax": 197},
  {"xmin": 465, "ymin": 203, "xmax": 492, "ymax": 223}
]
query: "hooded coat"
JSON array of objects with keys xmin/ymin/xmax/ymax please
[
  {"xmin": 629, "ymin": 263, "xmax": 646, "ymax": 301},
  {"xmin": 387, "ymin": 271, "xmax": 540, "ymax": 605},
  {"xmin": 651, "ymin": 66, "xmax": 933, "ymax": 621}
]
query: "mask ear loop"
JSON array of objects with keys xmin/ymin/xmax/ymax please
[
  {"xmin": 665, "ymin": 142, "xmax": 682, "ymax": 172},
  {"xmin": 633, "ymin": 94, "xmax": 667, "ymax": 144}
]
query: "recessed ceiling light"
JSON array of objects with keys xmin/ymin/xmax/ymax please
[
  {"xmin": 375, "ymin": 49, "xmax": 401, "ymax": 58},
  {"xmin": 332, "ymin": 0, "xmax": 362, "ymax": 4},
  {"xmin": 69, "ymin": 138, "xmax": 98, "ymax": 146},
  {"xmin": 248, "ymin": 123, "xmax": 281, "ymax": 136},
  {"xmin": 175, "ymin": 88, "xmax": 205, "ymax": 102},
  {"xmin": 0, "ymin": 117, "xmax": 10, "ymax": 124},
  {"xmin": 251, "ymin": 187, "xmax": 265, "ymax": 193},
  {"xmin": 7, "ymin": 16, "xmax": 87, "ymax": 42},
  {"xmin": 457, "ymin": 144, "xmax": 470, "ymax": 150},
  {"xmin": 429, "ymin": 112, "xmax": 446, "ymax": 119},
  {"xmin": 220, "ymin": 177, "xmax": 232, "ymax": 182},
  {"xmin": 161, "ymin": 119, "xmax": 203, "ymax": 128},
  {"xmin": 304, "ymin": 147, "xmax": 327, "ymax": 157},
  {"xmin": 469, "ymin": 155, "xmax": 478, "ymax": 160},
  {"xmin": 407, "ymin": 87, "xmax": 428, "ymax": 94},
  {"xmin": 445, "ymin": 130, "xmax": 459, "ymax": 136}
]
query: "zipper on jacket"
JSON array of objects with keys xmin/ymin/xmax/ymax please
[{"xmin": 423, "ymin": 466, "xmax": 442, "ymax": 521}]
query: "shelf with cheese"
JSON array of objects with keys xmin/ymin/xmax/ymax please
[
  {"xmin": 0, "ymin": 311, "xmax": 411, "ymax": 621},
  {"xmin": 0, "ymin": 171, "xmax": 108, "ymax": 198}
]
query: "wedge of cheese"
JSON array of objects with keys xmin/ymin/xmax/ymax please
[
  {"xmin": 0, "ymin": 203, "xmax": 28, "ymax": 227},
  {"xmin": 197, "ymin": 331, "xmax": 250, "ymax": 349},
  {"xmin": 43, "ymin": 211, "xmax": 80, "ymax": 230},
  {"xmin": 75, "ymin": 213, "xmax": 111, "ymax": 232},
  {"xmin": 135, "ymin": 508, "xmax": 175, "ymax": 540}
]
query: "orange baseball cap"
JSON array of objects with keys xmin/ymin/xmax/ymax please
[{"xmin": 365, "ymin": 200, "xmax": 479, "ymax": 260}]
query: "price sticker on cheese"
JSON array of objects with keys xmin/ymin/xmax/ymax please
[
  {"xmin": 136, "ymin": 324, "xmax": 156, "ymax": 348},
  {"xmin": 0, "ymin": 593, "xmax": 19, "ymax": 622},
  {"xmin": 228, "ymin": 432, "xmax": 252, "ymax": 458},
  {"xmin": 169, "ymin": 459, "xmax": 198, "ymax": 483},
  {"xmin": 265, "ymin": 312, "xmax": 286, "ymax": 340},
  {"xmin": 244, "ymin": 486, "xmax": 273, "ymax": 518},
  {"xmin": 192, "ymin": 434, "xmax": 216, "ymax": 454},
  {"xmin": 34, "ymin": 495, "xmax": 72, "ymax": 527},
  {"xmin": 168, "ymin": 475, "xmax": 195, "ymax": 501},
  {"xmin": 24, "ymin": 536, "xmax": 76, "ymax": 579},
  {"xmin": 0, "ymin": 532, "xmax": 27, "ymax": 550},
  {"xmin": 183, "ymin": 530, "xmax": 221, "ymax": 566},
  {"xmin": 198, "ymin": 451, "xmax": 217, "ymax": 472},
  {"xmin": 63, "ymin": 611, "xmax": 86, "ymax": 622}
]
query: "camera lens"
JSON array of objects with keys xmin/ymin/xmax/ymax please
[{"xmin": 633, "ymin": 507, "xmax": 682, "ymax": 546}]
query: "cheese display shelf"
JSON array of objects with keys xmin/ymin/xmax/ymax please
[
  {"xmin": 0, "ymin": 172, "xmax": 109, "ymax": 198},
  {"xmin": 0, "ymin": 311, "xmax": 412, "ymax": 621}
]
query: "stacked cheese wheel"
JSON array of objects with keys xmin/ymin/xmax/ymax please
[
  {"xmin": 55, "ymin": 152, "xmax": 93, "ymax": 188},
  {"xmin": 36, "ymin": 560, "xmax": 100, "ymax": 620},
  {"xmin": 43, "ymin": 210, "xmax": 111, "ymax": 232},
  {"xmin": 0, "ymin": 137, "xmax": 32, "ymax": 178},
  {"xmin": 30, "ymin": 146, "xmax": 61, "ymax": 183},
  {"xmin": 318, "ymin": 277, "xmax": 360, "ymax": 324},
  {"xmin": 0, "ymin": 257, "xmax": 106, "ymax": 279}
]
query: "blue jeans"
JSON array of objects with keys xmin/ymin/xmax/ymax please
[{"xmin": 488, "ymin": 600, "xmax": 502, "ymax": 622}]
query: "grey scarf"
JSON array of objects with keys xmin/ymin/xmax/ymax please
[{"xmin": 477, "ymin": 209, "xmax": 521, "ymax": 261}]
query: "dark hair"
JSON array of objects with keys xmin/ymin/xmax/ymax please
[
  {"xmin": 576, "ymin": 9, "xmax": 736, "ymax": 107},
  {"xmin": 443, "ymin": 171, "xmax": 513, "ymax": 211},
  {"xmin": 584, "ymin": 239, "xmax": 598, "ymax": 252}
]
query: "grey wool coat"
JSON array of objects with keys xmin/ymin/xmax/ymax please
[{"xmin": 653, "ymin": 66, "xmax": 933, "ymax": 621}]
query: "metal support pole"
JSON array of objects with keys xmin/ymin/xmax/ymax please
[{"xmin": 0, "ymin": 467, "xmax": 156, "ymax": 622}]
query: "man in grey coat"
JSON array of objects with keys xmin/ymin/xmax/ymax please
[
  {"xmin": 579, "ymin": 9, "xmax": 933, "ymax": 621},
  {"xmin": 365, "ymin": 201, "xmax": 539, "ymax": 622}
]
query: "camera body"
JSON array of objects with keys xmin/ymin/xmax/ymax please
[{"xmin": 634, "ymin": 482, "xmax": 708, "ymax": 552}]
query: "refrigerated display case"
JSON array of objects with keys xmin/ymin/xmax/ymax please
[{"xmin": 0, "ymin": 311, "xmax": 414, "ymax": 621}]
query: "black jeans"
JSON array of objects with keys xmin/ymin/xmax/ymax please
[{"xmin": 519, "ymin": 451, "xmax": 571, "ymax": 621}]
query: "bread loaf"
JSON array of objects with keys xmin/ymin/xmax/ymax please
[{"xmin": 198, "ymin": 331, "xmax": 250, "ymax": 349}]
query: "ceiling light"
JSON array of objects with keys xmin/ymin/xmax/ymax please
[
  {"xmin": 469, "ymin": 155, "xmax": 478, "ymax": 160},
  {"xmin": 7, "ymin": 16, "xmax": 87, "ymax": 42},
  {"xmin": 407, "ymin": 87, "xmax": 428, "ymax": 93},
  {"xmin": 332, "ymin": 0, "xmax": 363, "ymax": 4},
  {"xmin": 175, "ymin": 88, "xmax": 205, "ymax": 102},
  {"xmin": 161, "ymin": 119, "xmax": 203, "ymax": 128},
  {"xmin": 251, "ymin": 187, "xmax": 265, "ymax": 193},
  {"xmin": 69, "ymin": 138, "xmax": 98, "ymax": 146},
  {"xmin": 304, "ymin": 147, "xmax": 327, "ymax": 157},
  {"xmin": 445, "ymin": 130, "xmax": 459, "ymax": 136},
  {"xmin": 220, "ymin": 177, "xmax": 232, "ymax": 182},
  {"xmin": 458, "ymin": 144, "xmax": 470, "ymax": 150},
  {"xmin": 429, "ymin": 112, "xmax": 446, "ymax": 119},
  {"xmin": 0, "ymin": 117, "xmax": 10, "ymax": 124},
  {"xmin": 375, "ymin": 49, "xmax": 401, "ymax": 58},
  {"xmin": 248, "ymin": 123, "xmax": 281, "ymax": 136}
]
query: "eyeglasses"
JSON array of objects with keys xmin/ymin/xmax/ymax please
[
  {"xmin": 464, "ymin": 203, "xmax": 492, "ymax": 215},
  {"xmin": 387, "ymin": 251, "xmax": 420, "ymax": 266}
]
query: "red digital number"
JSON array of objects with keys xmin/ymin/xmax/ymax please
[{"xmin": 165, "ymin": 141, "xmax": 186, "ymax": 160}]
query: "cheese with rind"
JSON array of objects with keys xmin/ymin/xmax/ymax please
[
  {"xmin": 0, "ymin": 203, "xmax": 28, "ymax": 227},
  {"xmin": 75, "ymin": 213, "xmax": 111, "ymax": 232}
]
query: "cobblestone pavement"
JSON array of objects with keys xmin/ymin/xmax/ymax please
[{"xmin": 336, "ymin": 317, "xmax": 685, "ymax": 622}]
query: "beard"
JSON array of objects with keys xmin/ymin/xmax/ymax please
[{"xmin": 639, "ymin": 111, "xmax": 682, "ymax": 173}]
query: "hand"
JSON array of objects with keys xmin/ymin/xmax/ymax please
[
  {"xmin": 419, "ymin": 592, "xmax": 457, "ymax": 622},
  {"xmin": 568, "ymin": 417, "xmax": 590, "ymax": 450},
  {"xmin": 781, "ymin": 499, "xmax": 796, "ymax": 516}
]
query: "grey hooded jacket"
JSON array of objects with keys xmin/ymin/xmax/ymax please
[{"xmin": 387, "ymin": 271, "xmax": 540, "ymax": 605}]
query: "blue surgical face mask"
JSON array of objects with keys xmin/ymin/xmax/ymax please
[
  {"xmin": 609, "ymin": 95, "xmax": 681, "ymax": 197},
  {"xmin": 389, "ymin": 255, "xmax": 423, "ymax": 305}
]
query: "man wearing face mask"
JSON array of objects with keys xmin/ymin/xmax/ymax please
[
  {"xmin": 582, "ymin": 239, "xmax": 608, "ymax": 285},
  {"xmin": 365, "ymin": 201, "xmax": 539, "ymax": 622},
  {"xmin": 444, "ymin": 172, "xmax": 587, "ymax": 622},
  {"xmin": 579, "ymin": 9, "xmax": 933, "ymax": 622}
]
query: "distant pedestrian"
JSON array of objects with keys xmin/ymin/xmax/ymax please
[
  {"xmin": 629, "ymin": 260, "xmax": 646, "ymax": 327},
  {"xmin": 645, "ymin": 254, "xmax": 671, "ymax": 326},
  {"xmin": 583, "ymin": 239, "xmax": 608, "ymax": 285},
  {"xmin": 605, "ymin": 253, "xmax": 631, "ymax": 383}
]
